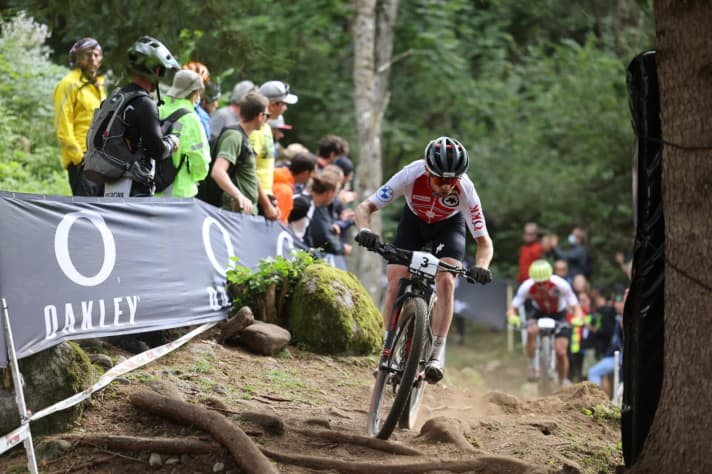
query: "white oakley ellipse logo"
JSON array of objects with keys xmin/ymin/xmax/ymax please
[
  {"xmin": 54, "ymin": 211, "xmax": 116, "ymax": 287},
  {"xmin": 202, "ymin": 217, "xmax": 235, "ymax": 277}
]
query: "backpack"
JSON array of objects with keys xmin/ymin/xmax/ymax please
[
  {"xmin": 83, "ymin": 89, "xmax": 151, "ymax": 185},
  {"xmin": 195, "ymin": 124, "xmax": 251, "ymax": 206},
  {"xmin": 153, "ymin": 107, "xmax": 191, "ymax": 193}
]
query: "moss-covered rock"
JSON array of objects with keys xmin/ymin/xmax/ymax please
[
  {"xmin": 288, "ymin": 264, "xmax": 382, "ymax": 355},
  {"xmin": 0, "ymin": 341, "xmax": 94, "ymax": 435}
]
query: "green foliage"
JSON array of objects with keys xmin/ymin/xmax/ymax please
[
  {"xmin": 225, "ymin": 249, "xmax": 320, "ymax": 312},
  {"xmin": 0, "ymin": 2, "xmax": 654, "ymax": 290},
  {"xmin": 0, "ymin": 11, "xmax": 70, "ymax": 195}
]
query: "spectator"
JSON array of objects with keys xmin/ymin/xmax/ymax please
[
  {"xmin": 552, "ymin": 226, "xmax": 591, "ymax": 279},
  {"xmin": 53, "ymin": 37, "xmax": 106, "ymax": 196},
  {"xmin": 210, "ymin": 92, "xmax": 270, "ymax": 214},
  {"xmin": 587, "ymin": 288, "xmax": 627, "ymax": 398},
  {"xmin": 554, "ymin": 259, "xmax": 571, "ymax": 284},
  {"xmin": 272, "ymin": 151, "xmax": 317, "ymax": 224},
  {"xmin": 517, "ymin": 222, "xmax": 544, "ymax": 284},
  {"xmin": 252, "ymin": 80, "xmax": 298, "ymax": 219},
  {"xmin": 316, "ymin": 135, "xmax": 349, "ymax": 170},
  {"xmin": 103, "ymin": 36, "xmax": 180, "ymax": 197},
  {"xmin": 568, "ymin": 290, "xmax": 592, "ymax": 382},
  {"xmin": 182, "ymin": 61, "xmax": 213, "ymax": 139},
  {"xmin": 302, "ymin": 167, "xmax": 352, "ymax": 256},
  {"xmin": 586, "ymin": 286, "xmax": 618, "ymax": 360},
  {"xmin": 157, "ymin": 70, "xmax": 210, "ymax": 197},
  {"xmin": 330, "ymin": 156, "xmax": 357, "ymax": 240},
  {"xmin": 572, "ymin": 274, "xmax": 590, "ymax": 294},
  {"xmin": 209, "ymin": 80, "xmax": 256, "ymax": 141},
  {"xmin": 268, "ymin": 115, "xmax": 292, "ymax": 159}
]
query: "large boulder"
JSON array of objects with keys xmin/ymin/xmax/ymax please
[
  {"xmin": 0, "ymin": 342, "xmax": 94, "ymax": 435},
  {"xmin": 288, "ymin": 263, "xmax": 382, "ymax": 355}
]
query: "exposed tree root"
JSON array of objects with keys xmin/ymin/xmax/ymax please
[
  {"xmin": 128, "ymin": 390, "xmax": 278, "ymax": 474},
  {"xmin": 292, "ymin": 427, "xmax": 421, "ymax": 455},
  {"xmin": 259, "ymin": 447, "xmax": 542, "ymax": 473},
  {"xmin": 52, "ymin": 433, "xmax": 221, "ymax": 454}
]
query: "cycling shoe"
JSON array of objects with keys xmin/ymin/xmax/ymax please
[{"xmin": 424, "ymin": 358, "xmax": 444, "ymax": 384}]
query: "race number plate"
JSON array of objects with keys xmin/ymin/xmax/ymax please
[
  {"xmin": 409, "ymin": 251, "xmax": 439, "ymax": 277},
  {"xmin": 538, "ymin": 317, "xmax": 556, "ymax": 329}
]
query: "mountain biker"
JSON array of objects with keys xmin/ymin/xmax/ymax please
[
  {"xmin": 507, "ymin": 259, "xmax": 583, "ymax": 385},
  {"xmin": 103, "ymin": 36, "xmax": 181, "ymax": 197},
  {"xmin": 354, "ymin": 136, "xmax": 494, "ymax": 384}
]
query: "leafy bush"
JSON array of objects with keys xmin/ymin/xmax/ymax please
[
  {"xmin": 225, "ymin": 249, "xmax": 320, "ymax": 317},
  {"xmin": 0, "ymin": 11, "xmax": 70, "ymax": 195}
]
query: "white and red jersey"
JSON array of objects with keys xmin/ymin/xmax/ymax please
[
  {"xmin": 367, "ymin": 160, "xmax": 489, "ymax": 239},
  {"xmin": 511, "ymin": 275, "xmax": 579, "ymax": 314}
]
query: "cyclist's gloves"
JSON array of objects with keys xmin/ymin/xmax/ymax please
[
  {"xmin": 507, "ymin": 314, "xmax": 522, "ymax": 328},
  {"xmin": 466, "ymin": 266, "xmax": 492, "ymax": 284},
  {"xmin": 355, "ymin": 228, "xmax": 381, "ymax": 249}
]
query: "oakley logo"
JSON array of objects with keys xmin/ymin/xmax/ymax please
[{"xmin": 54, "ymin": 211, "xmax": 116, "ymax": 287}]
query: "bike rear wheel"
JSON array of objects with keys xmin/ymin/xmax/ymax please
[
  {"xmin": 538, "ymin": 334, "xmax": 552, "ymax": 396},
  {"xmin": 367, "ymin": 297, "xmax": 427, "ymax": 439}
]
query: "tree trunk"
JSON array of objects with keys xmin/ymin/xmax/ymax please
[
  {"xmin": 352, "ymin": 0, "xmax": 398, "ymax": 303},
  {"xmin": 631, "ymin": 2, "xmax": 712, "ymax": 471}
]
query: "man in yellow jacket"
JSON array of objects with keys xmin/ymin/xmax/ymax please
[{"xmin": 53, "ymin": 37, "xmax": 106, "ymax": 196}]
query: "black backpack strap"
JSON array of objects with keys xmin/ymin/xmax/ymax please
[{"xmin": 160, "ymin": 107, "xmax": 191, "ymax": 135}]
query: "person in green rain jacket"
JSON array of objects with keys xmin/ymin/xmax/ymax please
[{"xmin": 158, "ymin": 69, "xmax": 210, "ymax": 197}]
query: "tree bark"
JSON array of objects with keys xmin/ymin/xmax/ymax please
[
  {"xmin": 631, "ymin": 2, "xmax": 712, "ymax": 472},
  {"xmin": 352, "ymin": 0, "xmax": 399, "ymax": 303},
  {"xmin": 128, "ymin": 390, "xmax": 278, "ymax": 474}
]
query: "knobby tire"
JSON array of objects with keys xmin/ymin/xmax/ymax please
[
  {"xmin": 539, "ymin": 334, "xmax": 551, "ymax": 396},
  {"xmin": 367, "ymin": 297, "xmax": 427, "ymax": 439},
  {"xmin": 398, "ymin": 295, "xmax": 434, "ymax": 430}
]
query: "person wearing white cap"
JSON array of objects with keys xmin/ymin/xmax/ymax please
[
  {"xmin": 209, "ymin": 79, "xmax": 257, "ymax": 141},
  {"xmin": 268, "ymin": 115, "xmax": 293, "ymax": 159},
  {"xmin": 158, "ymin": 69, "xmax": 211, "ymax": 197},
  {"xmin": 249, "ymin": 80, "xmax": 299, "ymax": 219}
]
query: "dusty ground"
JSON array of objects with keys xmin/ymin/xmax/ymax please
[{"xmin": 0, "ymin": 324, "xmax": 623, "ymax": 473}]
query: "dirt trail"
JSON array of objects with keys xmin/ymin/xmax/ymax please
[{"xmin": 0, "ymin": 326, "xmax": 623, "ymax": 473}]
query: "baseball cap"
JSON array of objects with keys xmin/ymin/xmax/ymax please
[
  {"xmin": 231, "ymin": 80, "xmax": 257, "ymax": 104},
  {"xmin": 259, "ymin": 80, "xmax": 298, "ymax": 104},
  {"xmin": 268, "ymin": 115, "xmax": 293, "ymax": 130},
  {"xmin": 167, "ymin": 70, "xmax": 204, "ymax": 99},
  {"xmin": 333, "ymin": 156, "xmax": 354, "ymax": 176}
]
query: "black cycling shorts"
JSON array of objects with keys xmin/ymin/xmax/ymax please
[
  {"xmin": 529, "ymin": 308, "xmax": 572, "ymax": 339},
  {"xmin": 393, "ymin": 204, "xmax": 466, "ymax": 261}
]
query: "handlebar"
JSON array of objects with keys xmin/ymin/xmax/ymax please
[{"xmin": 366, "ymin": 241, "xmax": 476, "ymax": 282}]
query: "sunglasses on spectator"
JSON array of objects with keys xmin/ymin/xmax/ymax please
[{"xmin": 430, "ymin": 175, "xmax": 460, "ymax": 186}]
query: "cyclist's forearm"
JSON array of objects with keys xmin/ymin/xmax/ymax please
[
  {"xmin": 354, "ymin": 200, "xmax": 377, "ymax": 230},
  {"xmin": 474, "ymin": 235, "xmax": 494, "ymax": 268}
]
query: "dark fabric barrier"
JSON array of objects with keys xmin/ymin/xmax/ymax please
[
  {"xmin": 623, "ymin": 50, "xmax": 665, "ymax": 467},
  {"xmin": 0, "ymin": 192, "xmax": 345, "ymax": 366}
]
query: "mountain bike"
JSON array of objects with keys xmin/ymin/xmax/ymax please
[
  {"xmin": 364, "ymin": 242, "xmax": 478, "ymax": 439},
  {"xmin": 535, "ymin": 317, "xmax": 570, "ymax": 396}
]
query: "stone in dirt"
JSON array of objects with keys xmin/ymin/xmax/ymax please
[{"xmin": 238, "ymin": 321, "xmax": 290, "ymax": 355}]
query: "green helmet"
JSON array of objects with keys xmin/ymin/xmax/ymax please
[
  {"xmin": 127, "ymin": 36, "xmax": 180, "ymax": 83},
  {"xmin": 529, "ymin": 260, "xmax": 553, "ymax": 282}
]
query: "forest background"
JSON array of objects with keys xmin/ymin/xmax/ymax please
[{"xmin": 0, "ymin": 0, "xmax": 654, "ymax": 288}]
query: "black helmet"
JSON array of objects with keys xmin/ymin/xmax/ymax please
[
  {"xmin": 424, "ymin": 136, "xmax": 469, "ymax": 178},
  {"xmin": 204, "ymin": 81, "xmax": 221, "ymax": 103},
  {"xmin": 127, "ymin": 36, "xmax": 180, "ymax": 83},
  {"xmin": 69, "ymin": 37, "xmax": 101, "ymax": 68}
]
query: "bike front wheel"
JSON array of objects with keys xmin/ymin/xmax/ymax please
[
  {"xmin": 367, "ymin": 297, "xmax": 427, "ymax": 439},
  {"xmin": 538, "ymin": 334, "xmax": 552, "ymax": 396}
]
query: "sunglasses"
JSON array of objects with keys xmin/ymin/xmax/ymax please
[{"xmin": 430, "ymin": 175, "xmax": 460, "ymax": 186}]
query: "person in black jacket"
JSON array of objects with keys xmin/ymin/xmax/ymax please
[
  {"xmin": 301, "ymin": 167, "xmax": 352, "ymax": 256},
  {"xmin": 103, "ymin": 36, "xmax": 180, "ymax": 197}
]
